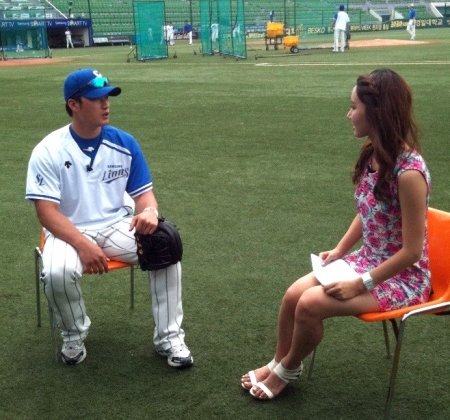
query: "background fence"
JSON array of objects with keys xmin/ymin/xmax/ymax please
[
  {"xmin": 1, "ymin": 0, "xmax": 449, "ymax": 49},
  {"xmin": 199, "ymin": 0, "xmax": 246, "ymax": 58},
  {"xmin": 133, "ymin": 0, "xmax": 167, "ymax": 60}
]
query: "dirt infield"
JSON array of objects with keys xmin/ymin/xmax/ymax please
[
  {"xmin": 0, "ymin": 57, "xmax": 66, "ymax": 67},
  {"xmin": 0, "ymin": 39, "xmax": 427, "ymax": 67},
  {"xmin": 248, "ymin": 37, "xmax": 428, "ymax": 49},
  {"xmin": 349, "ymin": 38, "xmax": 428, "ymax": 48}
]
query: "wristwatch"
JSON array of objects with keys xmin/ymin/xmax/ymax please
[{"xmin": 362, "ymin": 272, "xmax": 376, "ymax": 291}]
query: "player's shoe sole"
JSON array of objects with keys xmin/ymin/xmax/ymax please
[
  {"xmin": 156, "ymin": 344, "xmax": 193, "ymax": 369},
  {"xmin": 61, "ymin": 340, "xmax": 87, "ymax": 366}
]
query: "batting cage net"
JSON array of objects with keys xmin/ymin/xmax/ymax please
[
  {"xmin": 199, "ymin": 0, "xmax": 246, "ymax": 59},
  {"xmin": 133, "ymin": 0, "xmax": 167, "ymax": 61},
  {"xmin": 1, "ymin": 19, "xmax": 50, "ymax": 60}
]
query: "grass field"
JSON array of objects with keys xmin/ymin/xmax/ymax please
[{"xmin": 1, "ymin": 28, "xmax": 449, "ymax": 419}]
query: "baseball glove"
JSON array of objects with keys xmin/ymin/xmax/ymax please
[{"xmin": 135, "ymin": 217, "xmax": 183, "ymax": 271}]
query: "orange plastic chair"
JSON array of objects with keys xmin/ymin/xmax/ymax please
[
  {"xmin": 307, "ymin": 207, "xmax": 450, "ymax": 418},
  {"xmin": 34, "ymin": 230, "xmax": 136, "ymax": 358}
]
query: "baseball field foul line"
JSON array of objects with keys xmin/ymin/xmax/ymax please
[{"xmin": 254, "ymin": 61, "xmax": 450, "ymax": 67}]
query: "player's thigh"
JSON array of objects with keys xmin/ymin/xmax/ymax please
[
  {"xmin": 42, "ymin": 233, "xmax": 83, "ymax": 280},
  {"xmin": 100, "ymin": 217, "xmax": 138, "ymax": 264}
]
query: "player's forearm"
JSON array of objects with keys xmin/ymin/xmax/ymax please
[{"xmin": 134, "ymin": 190, "xmax": 158, "ymax": 214}]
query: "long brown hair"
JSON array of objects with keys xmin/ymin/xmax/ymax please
[{"xmin": 352, "ymin": 68, "xmax": 420, "ymax": 201}]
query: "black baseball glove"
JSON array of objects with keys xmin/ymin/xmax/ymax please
[{"xmin": 135, "ymin": 217, "xmax": 183, "ymax": 271}]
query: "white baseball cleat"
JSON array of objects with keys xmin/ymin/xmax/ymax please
[
  {"xmin": 61, "ymin": 340, "xmax": 87, "ymax": 366},
  {"xmin": 156, "ymin": 344, "xmax": 193, "ymax": 368}
]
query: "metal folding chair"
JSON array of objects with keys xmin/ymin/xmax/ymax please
[{"xmin": 34, "ymin": 231, "xmax": 136, "ymax": 359}]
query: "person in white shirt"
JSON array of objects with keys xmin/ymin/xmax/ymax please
[
  {"xmin": 167, "ymin": 22, "xmax": 175, "ymax": 46},
  {"xmin": 26, "ymin": 68, "xmax": 193, "ymax": 369},
  {"xmin": 65, "ymin": 29, "xmax": 74, "ymax": 48},
  {"xmin": 211, "ymin": 22, "xmax": 219, "ymax": 43},
  {"xmin": 332, "ymin": 4, "xmax": 350, "ymax": 52}
]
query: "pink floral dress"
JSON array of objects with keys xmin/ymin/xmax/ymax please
[{"xmin": 343, "ymin": 151, "xmax": 431, "ymax": 311}]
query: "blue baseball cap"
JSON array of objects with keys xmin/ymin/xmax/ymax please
[{"xmin": 64, "ymin": 68, "xmax": 121, "ymax": 101}]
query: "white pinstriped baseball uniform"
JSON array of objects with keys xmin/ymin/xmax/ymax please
[{"xmin": 26, "ymin": 123, "xmax": 186, "ymax": 352}]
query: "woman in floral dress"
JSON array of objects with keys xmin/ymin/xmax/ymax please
[{"xmin": 241, "ymin": 68, "xmax": 431, "ymax": 400}]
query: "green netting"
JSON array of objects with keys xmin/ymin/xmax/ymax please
[
  {"xmin": 199, "ymin": 0, "xmax": 212, "ymax": 54},
  {"xmin": 217, "ymin": 0, "xmax": 232, "ymax": 55},
  {"xmin": 232, "ymin": 0, "xmax": 246, "ymax": 58},
  {"xmin": 199, "ymin": 0, "xmax": 246, "ymax": 59},
  {"xmin": 43, "ymin": 1, "xmax": 440, "ymax": 40},
  {"xmin": 133, "ymin": 0, "xmax": 167, "ymax": 60},
  {"xmin": 0, "ymin": 20, "xmax": 49, "ymax": 60}
]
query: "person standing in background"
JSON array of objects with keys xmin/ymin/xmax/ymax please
[
  {"xmin": 65, "ymin": 28, "xmax": 74, "ymax": 48},
  {"xmin": 332, "ymin": 4, "xmax": 350, "ymax": 52},
  {"xmin": 407, "ymin": 4, "xmax": 416, "ymax": 40},
  {"xmin": 211, "ymin": 22, "xmax": 219, "ymax": 44},
  {"xmin": 184, "ymin": 21, "xmax": 193, "ymax": 45}
]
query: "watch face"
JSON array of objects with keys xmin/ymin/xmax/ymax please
[{"xmin": 364, "ymin": 278, "xmax": 375, "ymax": 291}]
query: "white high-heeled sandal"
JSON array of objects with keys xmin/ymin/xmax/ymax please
[
  {"xmin": 250, "ymin": 361, "xmax": 303, "ymax": 400},
  {"xmin": 241, "ymin": 358, "xmax": 278, "ymax": 390}
]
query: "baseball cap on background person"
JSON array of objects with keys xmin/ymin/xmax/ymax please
[{"xmin": 64, "ymin": 68, "xmax": 121, "ymax": 102}]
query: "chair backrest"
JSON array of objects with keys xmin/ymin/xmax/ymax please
[
  {"xmin": 427, "ymin": 208, "xmax": 450, "ymax": 299},
  {"xmin": 39, "ymin": 230, "xmax": 45, "ymax": 251}
]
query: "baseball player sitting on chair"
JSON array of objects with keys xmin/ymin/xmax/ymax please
[{"xmin": 25, "ymin": 68, "xmax": 193, "ymax": 368}]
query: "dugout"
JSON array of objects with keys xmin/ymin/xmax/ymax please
[
  {"xmin": 46, "ymin": 18, "xmax": 92, "ymax": 48},
  {"xmin": 0, "ymin": 17, "xmax": 92, "ymax": 59},
  {"xmin": 0, "ymin": 19, "xmax": 49, "ymax": 59}
]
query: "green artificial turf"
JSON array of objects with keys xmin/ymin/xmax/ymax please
[{"xmin": 0, "ymin": 29, "xmax": 449, "ymax": 419}]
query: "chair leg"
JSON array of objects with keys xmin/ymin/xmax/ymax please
[
  {"xmin": 389, "ymin": 318, "xmax": 399, "ymax": 339},
  {"xmin": 304, "ymin": 318, "xmax": 406, "ymax": 418},
  {"xmin": 382, "ymin": 320, "xmax": 391, "ymax": 359},
  {"xmin": 307, "ymin": 347, "xmax": 317, "ymax": 379},
  {"xmin": 384, "ymin": 319, "xmax": 407, "ymax": 419},
  {"xmin": 130, "ymin": 266, "xmax": 135, "ymax": 309},
  {"xmin": 34, "ymin": 247, "xmax": 42, "ymax": 327}
]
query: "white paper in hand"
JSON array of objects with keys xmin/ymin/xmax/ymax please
[{"xmin": 311, "ymin": 254, "xmax": 359, "ymax": 286}]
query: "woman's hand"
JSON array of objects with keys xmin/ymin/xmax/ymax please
[
  {"xmin": 319, "ymin": 247, "xmax": 345, "ymax": 266},
  {"xmin": 323, "ymin": 278, "xmax": 365, "ymax": 300}
]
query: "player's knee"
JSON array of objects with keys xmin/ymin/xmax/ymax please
[{"xmin": 41, "ymin": 261, "xmax": 81, "ymax": 285}]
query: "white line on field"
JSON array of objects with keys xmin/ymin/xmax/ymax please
[{"xmin": 254, "ymin": 61, "xmax": 450, "ymax": 67}]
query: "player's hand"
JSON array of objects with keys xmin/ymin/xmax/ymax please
[
  {"xmin": 323, "ymin": 279, "xmax": 364, "ymax": 300},
  {"xmin": 129, "ymin": 210, "xmax": 159, "ymax": 235},
  {"xmin": 78, "ymin": 241, "xmax": 109, "ymax": 274}
]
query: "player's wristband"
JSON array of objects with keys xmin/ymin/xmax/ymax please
[{"xmin": 143, "ymin": 207, "xmax": 159, "ymax": 218}]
